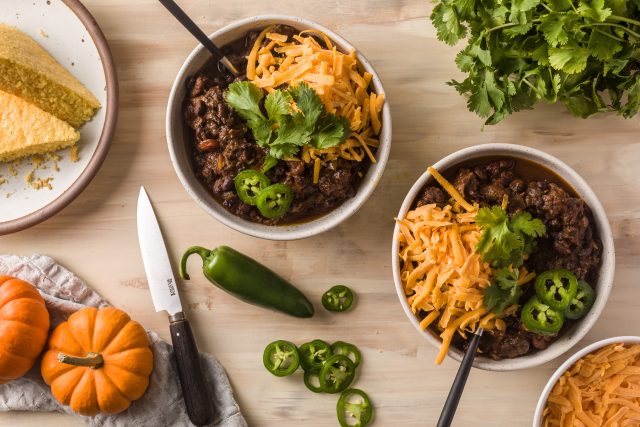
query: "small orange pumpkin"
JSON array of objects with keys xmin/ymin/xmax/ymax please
[
  {"xmin": 0, "ymin": 276, "xmax": 50, "ymax": 384},
  {"xmin": 41, "ymin": 306, "xmax": 154, "ymax": 416}
]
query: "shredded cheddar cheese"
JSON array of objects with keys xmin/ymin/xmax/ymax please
[
  {"xmin": 543, "ymin": 343, "xmax": 640, "ymax": 427},
  {"xmin": 397, "ymin": 167, "xmax": 500, "ymax": 365},
  {"xmin": 247, "ymin": 28, "xmax": 384, "ymax": 171}
]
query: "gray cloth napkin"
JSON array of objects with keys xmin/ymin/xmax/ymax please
[{"xmin": 0, "ymin": 254, "xmax": 247, "ymax": 427}]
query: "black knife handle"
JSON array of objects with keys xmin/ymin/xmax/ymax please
[{"xmin": 169, "ymin": 313, "xmax": 213, "ymax": 426}]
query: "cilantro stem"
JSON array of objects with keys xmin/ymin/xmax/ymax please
[
  {"xmin": 486, "ymin": 19, "xmax": 542, "ymax": 35},
  {"xmin": 521, "ymin": 77, "xmax": 543, "ymax": 97},
  {"xmin": 608, "ymin": 15, "xmax": 640, "ymax": 28},
  {"xmin": 582, "ymin": 23, "xmax": 640, "ymax": 40},
  {"xmin": 540, "ymin": 3, "xmax": 552, "ymax": 13},
  {"xmin": 485, "ymin": 23, "xmax": 518, "ymax": 35},
  {"xmin": 592, "ymin": 28, "xmax": 625, "ymax": 43},
  {"xmin": 565, "ymin": 0, "xmax": 578, "ymax": 13}
]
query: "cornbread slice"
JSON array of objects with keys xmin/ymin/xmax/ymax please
[
  {"xmin": 0, "ymin": 24, "xmax": 101, "ymax": 128},
  {"xmin": 0, "ymin": 90, "xmax": 80, "ymax": 162}
]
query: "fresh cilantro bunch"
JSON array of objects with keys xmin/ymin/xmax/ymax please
[
  {"xmin": 475, "ymin": 206, "xmax": 546, "ymax": 314},
  {"xmin": 225, "ymin": 81, "xmax": 350, "ymax": 168},
  {"xmin": 430, "ymin": 0, "xmax": 640, "ymax": 124}
]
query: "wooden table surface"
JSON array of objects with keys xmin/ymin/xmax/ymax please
[{"xmin": 2, "ymin": 0, "xmax": 639, "ymax": 426}]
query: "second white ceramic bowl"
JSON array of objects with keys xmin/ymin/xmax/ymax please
[
  {"xmin": 391, "ymin": 143, "xmax": 615, "ymax": 371},
  {"xmin": 533, "ymin": 336, "xmax": 640, "ymax": 426},
  {"xmin": 166, "ymin": 15, "xmax": 391, "ymax": 240}
]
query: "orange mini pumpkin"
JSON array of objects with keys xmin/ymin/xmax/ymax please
[
  {"xmin": 41, "ymin": 306, "xmax": 154, "ymax": 416},
  {"xmin": 0, "ymin": 276, "xmax": 50, "ymax": 384}
]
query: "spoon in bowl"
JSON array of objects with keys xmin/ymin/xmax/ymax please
[
  {"xmin": 436, "ymin": 327, "xmax": 484, "ymax": 427},
  {"xmin": 158, "ymin": 0, "xmax": 239, "ymax": 75}
]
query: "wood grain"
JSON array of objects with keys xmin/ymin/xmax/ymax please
[{"xmin": 1, "ymin": 0, "xmax": 639, "ymax": 426}]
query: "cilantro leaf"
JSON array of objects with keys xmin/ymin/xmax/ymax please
[
  {"xmin": 431, "ymin": 1, "xmax": 467, "ymax": 45},
  {"xmin": 510, "ymin": 211, "xmax": 546, "ymax": 238},
  {"xmin": 311, "ymin": 115, "xmax": 350, "ymax": 149},
  {"xmin": 289, "ymin": 83, "xmax": 323, "ymax": 130},
  {"xmin": 620, "ymin": 75, "xmax": 640, "ymax": 118},
  {"xmin": 561, "ymin": 93, "xmax": 601, "ymax": 117},
  {"xmin": 483, "ymin": 267, "xmax": 523, "ymax": 314},
  {"xmin": 475, "ymin": 206, "xmax": 521, "ymax": 265},
  {"xmin": 549, "ymin": 44, "xmax": 590, "ymax": 74},
  {"xmin": 224, "ymin": 81, "xmax": 267, "ymax": 123},
  {"xmin": 271, "ymin": 115, "xmax": 311, "ymax": 148},
  {"xmin": 455, "ymin": 43, "xmax": 491, "ymax": 71},
  {"xmin": 577, "ymin": 0, "xmax": 612, "ymax": 22},
  {"xmin": 261, "ymin": 155, "xmax": 279, "ymax": 173},
  {"xmin": 509, "ymin": 0, "xmax": 540, "ymax": 24},
  {"xmin": 251, "ymin": 120, "xmax": 273, "ymax": 148},
  {"xmin": 265, "ymin": 90, "xmax": 292, "ymax": 123},
  {"xmin": 476, "ymin": 206, "xmax": 546, "ymax": 268},
  {"xmin": 468, "ymin": 69, "xmax": 505, "ymax": 118},
  {"xmin": 588, "ymin": 30, "xmax": 622, "ymax": 61},
  {"xmin": 539, "ymin": 13, "xmax": 575, "ymax": 47}
]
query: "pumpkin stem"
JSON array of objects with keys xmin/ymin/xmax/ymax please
[{"xmin": 58, "ymin": 352, "xmax": 104, "ymax": 369}]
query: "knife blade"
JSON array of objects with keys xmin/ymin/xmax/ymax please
[
  {"xmin": 137, "ymin": 188, "xmax": 182, "ymax": 316},
  {"xmin": 136, "ymin": 186, "xmax": 213, "ymax": 426}
]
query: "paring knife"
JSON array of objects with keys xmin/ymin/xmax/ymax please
[{"xmin": 137, "ymin": 186, "xmax": 213, "ymax": 427}]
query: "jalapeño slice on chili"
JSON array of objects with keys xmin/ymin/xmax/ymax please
[
  {"xmin": 337, "ymin": 388, "xmax": 373, "ymax": 427},
  {"xmin": 322, "ymin": 285, "xmax": 354, "ymax": 312},
  {"xmin": 521, "ymin": 296, "xmax": 565, "ymax": 334},
  {"xmin": 331, "ymin": 341, "xmax": 362, "ymax": 368},
  {"xmin": 263, "ymin": 340, "xmax": 299, "ymax": 377},
  {"xmin": 234, "ymin": 170, "xmax": 271, "ymax": 206},
  {"xmin": 319, "ymin": 354, "xmax": 356, "ymax": 394},
  {"xmin": 303, "ymin": 371, "xmax": 323, "ymax": 393},
  {"xmin": 299, "ymin": 339, "xmax": 332, "ymax": 373},
  {"xmin": 564, "ymin": 280, "xmax": 596, "ymax": 320},
  {"xmin": 534, "ymin": 269, "xmax": 578, "ymax": 311},
  {"xmin": 257, "ymin": 184, "xmax": 293, "ymax": 219}
]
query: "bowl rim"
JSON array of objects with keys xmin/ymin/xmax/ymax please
[
  {"xmin": 165, "ymin": 14, "xmax": 392, "ymax": 240},
  {"xmin": 532, "ymin": 336, "xmax": 640, "ymax": 426},
  {"xmin": 0, "ymin": 0, "xmax": 118, "ymax": 236},
  {"xmin": 391, "ymin": 143, "xmax": 615, "ymax": 371}
]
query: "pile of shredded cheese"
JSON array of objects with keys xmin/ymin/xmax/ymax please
[
  {"xmin": 246, "ymin": 27, "xmax": 385, "ymax": 183},
  {"xmin": 397, "ymin": 167, "xmax": 516, "ymax": 365},
  {"xmin": 543, "ymin": 343, "xmax": 640, "ymax": 427}
]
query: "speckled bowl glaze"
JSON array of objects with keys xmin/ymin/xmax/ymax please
[
  {"xmin": 533, "ymin": 336, "xmax": 640, "ymax": 426},
  {"xmin": 391, "ymin": 143, "xmax": 615, "ymax": 371},
  {"xmin": 166, "ymin": 15, "xmax": 391, "ymax": 240}
]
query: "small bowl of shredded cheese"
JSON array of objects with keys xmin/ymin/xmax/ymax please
[{"xmin": 533, "ymin": 336, "xmax": 640, "ymax": 427}]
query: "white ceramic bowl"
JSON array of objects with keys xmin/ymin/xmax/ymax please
[
  {"xmin": 166, "ymin": 15, "xmax": 391, "ymax": 240},
  {"xmin": 533, "ymin": 336, "xmax": 640, "ymax": 426},
  {"xmin": 391, "ymin": 143, "xmax": 615, "ymax": 371}
]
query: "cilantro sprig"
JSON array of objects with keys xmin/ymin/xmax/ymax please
[
  {"xmin": 224, "ymin": 81, "xmax": 350, "ymax": 168},
  {"xmin": 483, "ymin": 267, "xmax": 523, "ymax": 314},
  {"xmin": 431, "ymin": 0, "xmax": 640, "ymax": 124},
  {"xmin": 475, "ymin": 206, "xmax": 546, "ymax": 314}
]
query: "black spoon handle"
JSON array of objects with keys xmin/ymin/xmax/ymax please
[
  {"xmin": 158, "ymin": 0, "xmax": 224, "ymax": 57},
  {"xmin": 436, "ymin": 328, "xmax": 484, "ymax": 427},
  {"xmin": 158, "ymin": 0, "xmax": 238, "ymax": 74}
]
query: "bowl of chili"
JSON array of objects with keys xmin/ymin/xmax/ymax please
[
  {"xmin": 166, "ymin": 15, "xmax": 391, "ymax": 240},
  {"xmin": 391, "ymin": 143, "xmax": 615, "ymax": 371}
]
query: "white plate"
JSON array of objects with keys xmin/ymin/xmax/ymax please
[{"xmin": 0, "ymin": 0, "xmax": 117, "ymax": 234}]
